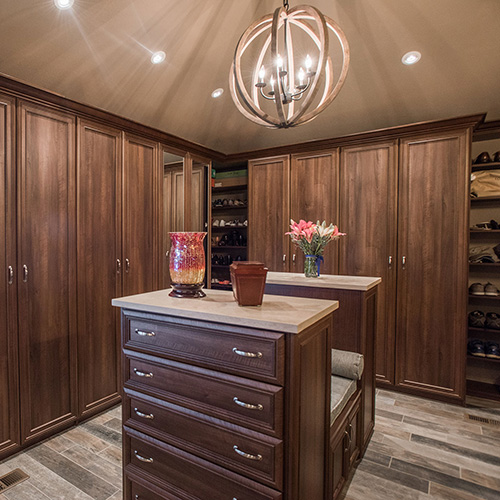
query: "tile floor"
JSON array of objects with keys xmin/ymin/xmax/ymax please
[{"xmin": 0, "ymin": 390, "xmax": 499, "ymax": 499}]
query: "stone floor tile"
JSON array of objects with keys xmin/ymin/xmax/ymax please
[
  {"xmin": 43, "ymin": 433, "xmax": 77, "ymax": 454},
  {"xmin": 97, "ymin": 445, "xmax": 122, "ymax": 468},
  {"xmin": 460, "ymin": 468, "xmax": 500, "ymax": 491},
  {"xmin": 63, "ymin": 427, "xmax": 111, "ymax": 454},
  {"xmin": 375, "ymin": 408, "xmax": 404, "ymax": 422},
  {"xmin": 2, "ymin": 481, "xmax": 51, "ymax": 500},
  {"xmin": 103, "ymin": 418, "xmax": 122, "ymax": 433},
  {"xmin": 81, "ymin": 421, "xmax": 121, "ymax": 447},
  {"xmin": 429, "ymin": 482, "xmax": 492, "ymax": 500}
]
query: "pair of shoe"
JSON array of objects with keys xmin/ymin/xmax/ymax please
[
  {"xmin": 468, "ymin": 310, "xmax": 500, "ymax": 329},
  {"xmin": 468, "ymin": 339, "xmax": 500, "ymax": 359},
  {"xmin": 474, "ymin": 151, "xmax": 500, "ymax": 164},
  {"xmin": 469, "ymin": 283, "xmax": 500, "ymax": 296},
  {"xmin": 471, "ymin": 220, "xmax": 500, "ymax": 230}
]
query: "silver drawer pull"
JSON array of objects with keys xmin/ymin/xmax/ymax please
[
  {"xmin": 233, "ymin": 397, "xmax": 263, "ymax": 411},
  {"xmin": 135, "ymin": 329, "xmax": 156, "ymax": 337},
  {"xmin": 134, "ymin": 450, "xmax": 153, "ymax": 463},
  {"xmin": 134, "ymin": 407, "xmax": 154, "ymax": 420},
  {"xmin": 133, "ymin": 368, "xmax": 153, "ymax": 378},
  {"xmin": 232, "ymin": 347, "xmax": 262, "ymax": 358},
  {"xmin": 233, "ymin": 445, "xmax": 263, "ymax": 461}
]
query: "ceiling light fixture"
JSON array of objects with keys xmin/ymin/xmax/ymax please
[
  {"xmin": 211, "ymin": 88, "xmax": 224, "ymax": 99},
  {"xmin": 151, "ymin": 51, "xmax": 166, "ymax": 64},
  {"xmin": 54, "ymin": 0, "xmax": 74, "ymax": 9},
  {"xmin": 230, "ymin": 0, "xmax": 349, "ymax": 129},
  {"xmin": 402, "ymin": 51, "xmax": 421, "ymax": 65}
]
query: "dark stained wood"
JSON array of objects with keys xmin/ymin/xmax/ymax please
[
  {"xmin": 183, "ymin": 153, "xmax": 193, "ymax": 231},
  {"xmin": 0, "ymin": 92, "xmax": 20, "ymax": 459},
  {"xmin": 290, "ymin": 150, "xmax": 340, "ymax": 275},
  {"xmin": 76, "ymin": 119, "xmax": 122, "ymax": 418},
  {"xmin": 396, "ymin": 129, "xmax": 470, "ymax": 402},
  {"xmin": 17, "ymin": 101, "xmax": 78, "ymax": 444},
  {"xmin": 123, "ymin": 133, "xmax": 159, "ymax": 296},
  {"xmin": 248, "ymin": 156, "xmax": 290, "ymax": 272},
  {"xmin": 339, "ymin": 142, "xmax": 398, "ymax": 385}
]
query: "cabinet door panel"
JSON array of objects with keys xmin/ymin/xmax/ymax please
[
  {"xmin": 18, "ymin": 102, "xmax": 77, "ymax": 443},
  {"xmin": 339, "ymin": 142, "xmax": 398, "ymax": 384},
  {"xmin": 77, "ymin": 119, "xmax": 122, "ymax": 417},
  {"xmin": 123, "ymin": 134, "xmax": 159, "ymax": 296},
  {"xmin": 290, "ymin": 151, "xmax": 339, "ymax": 275},
  {"xmin": 0, "ymin": 93, "xmax": 19, "ymax": 457},
  {"xmin": 248, "ymin": 156, "xmax": 290, "ymax": 272},
  {"xmin": 396, "ymin": 131, "xmax": 469, "ymax": 401}
]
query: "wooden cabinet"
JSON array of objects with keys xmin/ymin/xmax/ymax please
[
  {"xmin": 17, "ymin": 101, "xmax": 78, "ymax": 445},
  {"xmin": 76, "ymin": 119, "xmax": 122, "ymax": 418},
  {"xmin": 0, "ymin": 93, "xmax": 19, "ymax": 458},
  {"xmin": 339, "ymin": 130, "xmax": 470, "ymax": 403},
  {"xmin": 395, "ymin": 131, "xmax": 469, "ymax": 400},
  {"xmin": 339, "ymin": 142, "xmax": 398, "ymax": 385},
  {"xmin": 123, "ymin": 133, "xmax": 159, "ymax": 296},
  {"xmin": 118, "ymin": 294, "xmax": 333, "ymax": 500},
  {"xmin": 249, "ymin": 150, "xmax": 339, "ymax": 274}
]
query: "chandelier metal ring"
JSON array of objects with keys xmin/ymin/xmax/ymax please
[{"xmin": 230, "ymin": 4, "xmax": 350, "ymax": 129}]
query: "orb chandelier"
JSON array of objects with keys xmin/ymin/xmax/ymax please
[{"xmin": 230, "ymin": 1, "xmax": 350, "ymax": 129}]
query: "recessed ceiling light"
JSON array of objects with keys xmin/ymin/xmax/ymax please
[
  {"xmin": 54, "ymin": 0, "xmax": 74, "ymax": 9},
  {"xmin": 402, "ymin": 51, "xmax": 421, "ymax": 65},
  {"xmin": 151, "ymin": 51, "xmax": 166, "ymax": 65},
  {"xmin": 211, "ymin": 88, "xmax": 224, "ymax": 99}
]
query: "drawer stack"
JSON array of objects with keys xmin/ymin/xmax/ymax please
[{"xmin": 121, "ymin": 310, "xmax": 286, "ymax": 500}]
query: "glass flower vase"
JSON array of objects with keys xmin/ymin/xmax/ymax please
[
  {"xmin": 304, "ymin": 255, "xmax": 319, "ymax": 278},
  {"xmin": 169, "ymin": 232, "xmax": 207, "ymax": 298}
]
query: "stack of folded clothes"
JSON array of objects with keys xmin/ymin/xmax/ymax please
[{"xmin": 469, "ymin": 243, "xmax": 500, "ymax": 263}]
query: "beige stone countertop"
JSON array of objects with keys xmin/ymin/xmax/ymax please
[
  {"xmin": 266, "ymin": 272, "xmax": 381, "ymax": 291},
  {"xmin": 112, "ymin": 288, "xmax": 338, "ymax": 334}
]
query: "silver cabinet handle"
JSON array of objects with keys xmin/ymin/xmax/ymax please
[
  {"xmin": 233, "ymin": 445, "xmax": 262, "ymax": 461},
  {"xmin": 134, "ymin": 450, "xmax": 153, "ymax": 463},
  {"xmin": 292, "ymin": 253, "xmax": 296, "ymax": 263},
  {"xmin": 232, "ymin": 347, "xmax": 262, "ymax": 358},
  {"xmin": 134, "ymin": 407, "xmax": 154, "ymax": 420},
  {"xmin": 125, "ymin": 258, "xmax": 130, "ymax": 273},
  {"xmin": 165, "ymin": 250, "xmax": 169, "ymax": 258},
  {"xmin": 135, "ymin": 329, "xmax": 156, "ymax": 338},
  {"xmin": 402, "ymin": 256, "xmax": 406, "ymax": 269},
  {"xmin": 22, "ymin": 264, "xmax": 28, "ymax": 283},
  {"xmin": 388, "ymin": 255, "xmax": 392, "ymax": 267},
  {"xmin": 116, "ymin": 259, "xmax": 121, "ymax": 274},
  {"xmin": 283, "ymin": 254, "xmax": 286, "ymax": 263},
  {"xmin": 233, "ymin": 397, "xmax": 263, "ymax": 411},
  {"xmin": 133, "ymin": 368, "xmax": 153, "ymax": 378},
  {"xmin": 7, "ymin": 266, "xmax": 14, "ymax": 285}
]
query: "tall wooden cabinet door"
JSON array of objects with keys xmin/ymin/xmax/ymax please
[
  {"xmin": 17, "ymin": 101, "xmax": 78, "ymax": 444},
  {"xmin": 290, "ymin": 150, "xmax": 339, "ymax": 275},
  {"xmin": 123, "ymin": 133, "xmax": 159, "ymax": 296},
  {"xmin": 0, "ymin": 93, "xmax": 20, "ymax": 457},
  {"xmin": 77, "ymin": 119, "xmax": 122, "ymax": 418},
  {"xmin": 339, "ymin": 142, "xmax": 398, "ymax": 385},
  {"xmin": 396, "ymin": 130, "xmax": 470, "ymax": 402},
  {"xmin": 248, "ymin": 156, "xmax": 290, "ymax": 271}
]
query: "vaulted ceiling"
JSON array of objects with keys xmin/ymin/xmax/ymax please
[{"xmin": 1, "ymin": 0, "xmax": 499, "ymax": 154}]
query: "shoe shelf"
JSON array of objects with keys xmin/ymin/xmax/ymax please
[
  {"xmin": 469, "ymin": 262, "xmax": 500, "ymax": 267},
  {"xmin": 212, "ymin": 185, "xmax": 247, "ymax": 194},
  {"xmin": 468, "ymin": 355, "xmax": 500, "ymax": 363},
  {"xmin": 470, "ymin": 196, "xmax": 500, "ymax": 203},
  {"xmin": 212, "ymin": 226, "xmax": 247, "ymax": 231},
  {"xmin": 466, "ymin": 379, "xmax": 500, "ymax": 401},
  {"xmin": 211, "ymin": 283, "xmax": 233, "ymax": 291},
  {"xmin": 470, "ymin": 229, "xmax": 500, "ymax": 234},
  {"xmin": 468, "ymin": 326, "xmax": 500, "ymax": 334},
  {"xmin": 469, "ymin": 294, "xmax": 500, "ymax": 301},
  {"xmin": 212, "ymin": 205, "xmax": 247, "ymax": 211},
  {"xmin": 211, "ymin": 246, "xmax": 247, "ymax": 250},
  {"xmin": 471, "ymin": 161, "xmax": 500, "ymax": 172}
]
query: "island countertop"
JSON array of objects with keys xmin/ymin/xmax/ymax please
[
  {"xmin": 112, "ymin": 288, "xmax": 338, "ymax": 334},
  {"xmin": 266, "ymin": 272, "xmax": 381, "ymax": 291}
]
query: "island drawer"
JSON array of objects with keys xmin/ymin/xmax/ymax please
[
  {"xmin": 126, "ymin": 428, "xmax": 283, "ymax": 500},
  {"xmin": 125, "ymin": 393, "xmax": 283, "ymax": 489},
  {"xmin": 124, "ymin": 314, "xmax": 285, "ymax": 384},
  {"xmin": 125, "ymin": 354, "xmax": 283, "ymax": 437}
]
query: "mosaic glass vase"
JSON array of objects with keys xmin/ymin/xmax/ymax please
[{"xmin": 169, "ymin": 232, "xmax": 207, "ymax": 298}]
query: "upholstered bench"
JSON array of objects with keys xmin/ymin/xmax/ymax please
[{"xmin": 329, "ymin": 349, "xmax": 365, "ymax": 500}]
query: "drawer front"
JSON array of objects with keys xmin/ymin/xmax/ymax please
[
  {"xmin": 126, "ymin": 356, "xmax": 283, "ymax": 436},
  {"xmin": 125, "ymin": 315, "xmax": 284, "ymax": 384},
  {"xmin": 127, "ymin": 431, "xmax": 282, "ymax": 500},
  {"xmin": 131, "ymin": 479, "xmax": 180, "ymax": 500},
  {"xmin": 127, "ymin": 394, "xmax": 283, "ymax": 488}
]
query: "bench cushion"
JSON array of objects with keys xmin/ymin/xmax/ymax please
[
  {"xmin": 331, "ymin": 349, "xmax": 364, "ymax": 380},
  {"xmin": 330, "ymin": 375, "xmax": 357, "ymax": 425}
]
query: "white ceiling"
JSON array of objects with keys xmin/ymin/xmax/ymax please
[{"xmin": 1, "ymin": 0, "xmax": 499, "ymax": 154}]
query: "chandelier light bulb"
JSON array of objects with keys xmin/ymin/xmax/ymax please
[
  {"xmin": 277, "ymin": 55, "xmax": 284, "ymax": 69},
  {"xmin": 298, "ymin": 67, "xmax": 305, "ymax": 86},
  {"xmin": 54, "ymin": 0, "xmax": 74, "ymax": 9},
  {"xmin": 270, "ymin": 75, "xmax": 275, "ymax": 90},
  {"xmin": 305, "ymin": 54, "xmax": 312, "ymax": 71},
  {"xmin": 402, "ymin": 51, "xmax": 421, "ymax": 65},
  {"xmin": 258, "ymin": 65, "xmax": 266, "ymax": 83}
]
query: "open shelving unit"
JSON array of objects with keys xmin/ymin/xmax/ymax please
[
  {"xmin": 467, "ymin": 135, "xmax": 500, "ymax": 402},
  {"xmin": 209, "ymin": 162, "xmax": 248, "ymax": 290}
]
